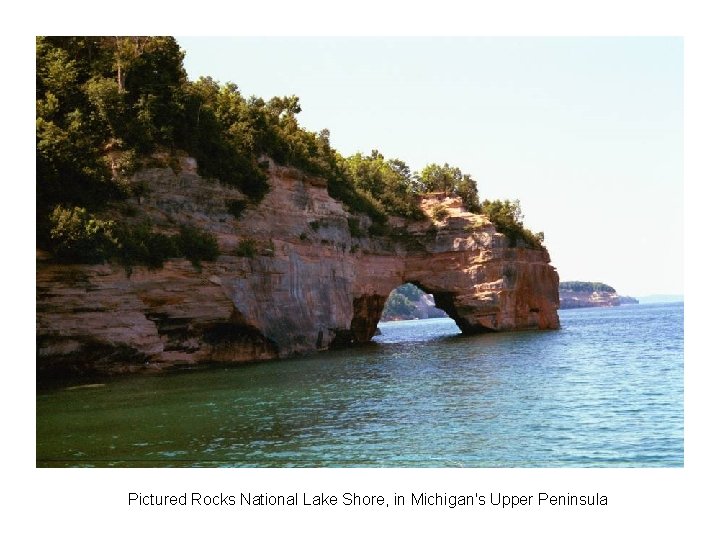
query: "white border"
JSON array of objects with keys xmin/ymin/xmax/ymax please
[{"xmin": 6, "ymin": 1, "xmax": 718, "ymax": 537}]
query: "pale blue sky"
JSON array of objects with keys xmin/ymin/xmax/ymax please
[{"xmin": 177, "ymin": 37, "xmax": 683, "ymax": 297}]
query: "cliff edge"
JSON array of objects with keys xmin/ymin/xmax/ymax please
[
  {"xmin": 559, "ymin": 281, "xmax": 638, "ymax": 309},
  {"xmin": 37, "ymin": 161, "xmax": 560, "ymax": 376}
]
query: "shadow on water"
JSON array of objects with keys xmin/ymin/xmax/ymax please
[
  {"xmin": 37, "ymin": 304, "xmax": 684, "ymax": 467},
  {"xmin": 37, "ymin": 319, "xmax": 552, "ymax": 392}
]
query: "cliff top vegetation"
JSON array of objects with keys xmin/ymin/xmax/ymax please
[
  {"xmin": 37, "ymin": 36, "xmax": 545, "ymax": 265},
  {"xmin": 559, "ymin": 281, "xmax": 616, "ymax": 293}
]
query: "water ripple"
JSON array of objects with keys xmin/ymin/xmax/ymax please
[{"xmin": 36, "ymin": 303, "xmax": 683, "ymax": 467}]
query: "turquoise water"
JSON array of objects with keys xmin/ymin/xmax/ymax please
[{"xmin": 36, "ymin": 302, "xmax": 683, "ymax": 467}]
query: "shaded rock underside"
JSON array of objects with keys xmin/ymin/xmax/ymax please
[{"xmin": 37, "ymin": 162, "xmax": 560, "ymax": 376}]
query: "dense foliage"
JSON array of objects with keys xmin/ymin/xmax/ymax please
[
  {"xmin": 382, "ymin": 291, "xmax": 417, "ymax": 319},
  {"xmin": 48, "ymin": 205, "xmax": 218, "ymax": 269},
  {"xmin": 176, "ymin": 225, "xmax": 220, "ymax": 267},
  {"xmin": 418, "ymin": 163, "xmax": 480, "ymax": 212},
  {"xmin": 480, "ymin": 199, "xmax": 545, "ymax": 249},
  {"xmin": 381, "ymin": 284, "xmax": 425, "ymax": 319},
  {"xmin": 559, "ymin": 281, "xmax": 616, "ymax": 293},
  {"xmin": 36, "ymin": 36, "xmax": 340, "ymax": 262},
  {"xmin": 48, "ymin": 206, "xmax": 119, "ymax": 263},
  {"xmin": 380, "ymin": 283, "xmax": 449, "ymax": 320},
  {"xmin": 396, "ymin": 283, "xmax": 423, "ymax": 301},
  {"xmin": 341, "ymin": 151, "xmax": 423, "ymax": 220},
  {"xmin": 37, "ymin": 36, "xmax": 546, "ymax": 265},
  {"xmin": 114, "ymin": 224, "xmax": 180, "ymax": 269}
]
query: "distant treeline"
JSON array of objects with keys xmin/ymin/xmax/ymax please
[
  {"xmin": 37, "ymin": 36, "xmax": 545, "ymax": 265},
  {"xmin": 559, "ymin": 281, "xmax": 616, "ymax": 293},
  {"xmin": 382, "ymin": 284, "xmax": 424, "ymax": 319},
  {"xmin": 381, "ymin": 283, "xmax": 448, "ymax": 321}
]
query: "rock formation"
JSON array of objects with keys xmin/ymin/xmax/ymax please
[
  {"xmin": 37, "ymin": 161, "xmax": 560, "ymax": 376},
  {"xmin": 559, "ymin": 282, "xmax": 638, "ymax": 309}
]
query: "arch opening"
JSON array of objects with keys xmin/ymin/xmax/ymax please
[
  {"xmin": 372, "ymin": 283, "xmax": 461, "ymax": 342},
  {"xmin": 380, "ymin": 283, "xmax": 450, "ymax": 322}
]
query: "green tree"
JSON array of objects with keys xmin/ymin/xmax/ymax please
[
  {"xmin": 480, "ymin": 199, "xmax": 544, "ymax": 249},
  {"xmin": 84, "ymin": 76, "xmax": 128, "ymax": 139},
  {"xmin": 48, "ymin": 206, "xmax": 118, "ymax": 263},
  {"xmin": 396, "ymin": 283, "xmax": 423, "ymax": 301},
  {"xmin": 418, "ymin": 163, "xmax": 480, "ymax": 212},
  {"xmin": 37, "ymin": 38, "xmax": 117, "ymax": 227},
  {"xmin": 38, "ymin": 35, "xmax": 549, "ymax": 265},
  {"xmin": 342, "ymin": 151, "xmax": 423, "ymax": 220},
  {"xmin": 382, "ymin": 290, "xmax": 418, "ymax": 319}
]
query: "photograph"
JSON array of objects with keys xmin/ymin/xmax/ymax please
[{"xmin": 36, "ymin": 36, "xmax": 683, "ymax": 468}]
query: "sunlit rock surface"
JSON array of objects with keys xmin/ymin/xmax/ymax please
[
  {"xmin": 559, "ymin": 284, "xmax": 639, "ymax": 309},
  {"xmin": 37, "ymin": 162, "xmax": 560, "ymax": 375}
]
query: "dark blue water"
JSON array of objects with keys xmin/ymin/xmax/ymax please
[{"xmin": 36, "ymin": 302, "xmax": 683, "ymax": 467}]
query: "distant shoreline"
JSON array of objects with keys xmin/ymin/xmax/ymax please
[{"xmin": 634, "ymin": 295, "xmax": 684, "ymax": 304}]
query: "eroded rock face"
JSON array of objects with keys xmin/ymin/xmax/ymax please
[
  {"xmin": 559, "ymin": 290, "xmax": 639, "ymax": 309},
  {"xmin": 36, "ymin": 163, "xmax": 560, "ymax": 376}
]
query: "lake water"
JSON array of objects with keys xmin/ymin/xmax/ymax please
[{"xmin": 36, "ymin": 302, "xmax": 683, "ymax": 467}]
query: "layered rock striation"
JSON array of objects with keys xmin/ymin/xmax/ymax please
[
  {"xmin": 37, "ymin": 162, "xmax": 560, "ymax": 376},
  {"xmin": 559, "ymin": 282, "xmax": 639, "ymax": 309}
]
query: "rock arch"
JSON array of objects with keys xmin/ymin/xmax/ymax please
[
  {"xmin": 346, "ymin": 244, "xmax": 560, "ymax": 345},
  {"xmin": 37, "ymin": 164, "xmax": 560, "ymax": 375}
]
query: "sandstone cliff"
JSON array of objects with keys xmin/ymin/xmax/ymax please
[
  {"xmin": 558, "ymin": 282, "xmax": 638, "ymax": 309},
  {"xmin": 37, "ymin": 161, "xmax": 560, "ymax": 376}
]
